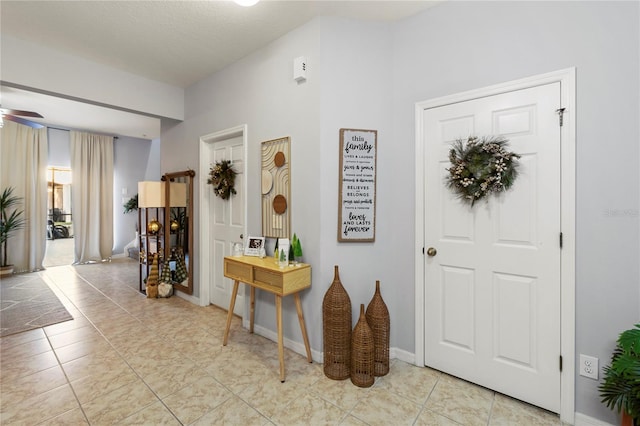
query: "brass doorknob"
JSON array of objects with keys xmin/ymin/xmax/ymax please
[{"xmin": 426, "ymin": 247, "xmax": 437, "ymax": 257}]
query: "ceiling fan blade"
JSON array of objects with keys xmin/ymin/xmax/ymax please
[
  {"xmin": 3, "ymin": 114, "xmax": 45, "ymax": 129},
  {"xmin": 0, "ymin": 108, "xmax": 43, "ymax": 118}
]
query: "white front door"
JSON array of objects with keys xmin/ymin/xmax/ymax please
[
  {"xmin": 209, "ymin": 136, "xmax": 245, "ymax": 314},
  {"xmin": 423, "ymin": 82, "xmax": 561, "ymax": 412}
]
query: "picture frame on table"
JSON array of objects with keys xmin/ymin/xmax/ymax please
[{"xmin": 244, "ymin": 236, "xmax": 265, "ymax": 257}]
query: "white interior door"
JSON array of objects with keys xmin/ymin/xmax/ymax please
[
  {"xmin": 209, "ymin": 136, "xmax": 245, "ymax": 314},
  {"xmin": 423, "ymin": 83, "xmax": 561, "ymax": 412}
]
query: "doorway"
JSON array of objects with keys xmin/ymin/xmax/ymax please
[
  {"xmin": 44, "ymin": 166, "xmax": 74, "ymax": 267},
  {"xmin": 199, "ymin": 125, "xmax": 247, "ymax": 315},
  {"xmin": 414, "ymin": 69, "xmax": 576, "ymax": 422}
]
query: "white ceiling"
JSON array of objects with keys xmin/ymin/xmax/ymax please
[{"xmin": 0, "ymin": 0, "xmax": 439, "ymax": 139}]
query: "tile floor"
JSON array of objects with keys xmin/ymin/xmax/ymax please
[{"xmin": 0, "ymin": 260, "xmax": 564, "ymax": 425}]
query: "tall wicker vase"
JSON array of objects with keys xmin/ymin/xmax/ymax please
[
  {"xmin": 322, "ymin": 265, "xmax": 352, "ymax": 380},
  {"xmin": 365, "ymin": 280, "xmax": 390, "ymax": 376},
  {"xmin": 351, "ymin": 304, "xmax": 375, "ymax": 387}
]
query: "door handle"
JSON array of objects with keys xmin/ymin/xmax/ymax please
[
  {"xmin": 240, "ymin": 234, "xmax": 243, "ymax": 239},
  {"xmin": 426, "ymin": 247, "xmax": 437, "ymax": 257}
]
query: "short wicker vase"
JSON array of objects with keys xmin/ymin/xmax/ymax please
[
  {"xmin": 322, "ymin": 265, "xmax": 352, "ymax": 380},
  {"xmin": 351, "ymin": 304, "xmax": 374, "ymax": 388},
  {"xmin": 365, "ymin": 280, "xmax": 390, "ymax": 376}
]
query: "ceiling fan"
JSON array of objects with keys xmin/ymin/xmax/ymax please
[{"xmin": 0, "ymin": 108, "xmax": 44, "ymax": 129}]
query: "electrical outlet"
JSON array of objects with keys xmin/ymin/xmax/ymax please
[{"xmin": 579, "ymin": 354, "xmax": 599, "ymax": 380}]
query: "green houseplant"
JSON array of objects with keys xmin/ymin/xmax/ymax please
[
  {"xmin": 123, "ymin": 194, "xmax": 138, "ymax": 214},
  {"xmin": 0, "ymin": 187, "xmax": 26, "ymax": 275},
  {"xmin": 600, "ymin": 324, "xmax": 640, "ymax": 426}
]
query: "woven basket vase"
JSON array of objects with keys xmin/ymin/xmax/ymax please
[
  {"xmin": 351, "ymin": 304, "xmax": 375, "ymax": 387},
  {"xmin": 365, "ymin": 280, "xmax": 390, "ymax": 376},
  {"xmin": 322, "ymin": 265, "xmax": 352, "ymax": 380}
]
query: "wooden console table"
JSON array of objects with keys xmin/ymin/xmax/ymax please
[{"xmin": 222, "ymin": 256, "xmax": 312, "ymax": 382}]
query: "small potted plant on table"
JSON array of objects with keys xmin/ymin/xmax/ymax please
[
  {"xmin": 0, "ymin": 187, "xmax": 26, "ymax": 276},
  {"xmin": 600, "ymin": 324, "xmax": 640, "ymax": 426}
]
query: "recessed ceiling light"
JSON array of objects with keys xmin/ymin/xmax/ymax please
[{"xmin": 234, "ymin": 0, "xmax": 259, "ymax": 6}]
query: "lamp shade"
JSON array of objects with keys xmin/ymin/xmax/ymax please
[{"xmin": 138, "ymin": 181, "xmax": 187, "ymax": 208}]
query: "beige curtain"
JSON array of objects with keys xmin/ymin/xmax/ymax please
[
  {"xmin": 70, "ymin": 131, "xmax": 114, "ymax": 263},
  {"xmin": 0, "ymin": 121, "xmax": 48, "ymax": 272}
]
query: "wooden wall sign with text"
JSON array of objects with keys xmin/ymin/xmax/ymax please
[{"xmin": 338, "ymin": 128, "xmax": 377, "ymax": 242}]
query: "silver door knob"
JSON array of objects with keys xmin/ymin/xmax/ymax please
[{"xmin": 426, "ymin": 247, "xmax": 437, "ymax": 257}]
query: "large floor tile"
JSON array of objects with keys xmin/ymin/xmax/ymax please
[
  {"xmin": 0, "ymin": 261, "xmax": 564, "ymax": 426},
  {"xmin": 82, "ymin": 379, "xmax": 159, "ymax": 424},
  {"xmin": 349, "ymin": 387, "xmax": 422, "ymax": 426}
]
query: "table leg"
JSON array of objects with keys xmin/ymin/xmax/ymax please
[
  {"xmin": 249, "ymin": 286, "xmax": 255, "ymax": 334},
  {"xmin": 276, "ymin": 294, "xmax": 285, "ymax": 382},
  {"xmin": 223, "ymin": 280, "xmax": 240, "ymax": 346},
  {"xmin": 294, "ymin": 293, "xmax": 312, "ymax": 363}
]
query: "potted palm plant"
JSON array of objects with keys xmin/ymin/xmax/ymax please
[
  {"xmin": 600, "ymin": 324, "xmax": 640, "ymax": 426},
  {"xmin": 0, "ymin": 187, "xmax": 26, "ymax": 276}
]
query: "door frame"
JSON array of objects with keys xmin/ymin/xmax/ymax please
[
  {"xmin": 414, "ymin": 68, "xmax": 576, "ymax": 423},
  {"xmin": 199, "ymin": 124, "xmax": 248, "ymax": 310}
]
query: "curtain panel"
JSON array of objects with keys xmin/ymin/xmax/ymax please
[
  {"xmin": 70, "ymin": 131, "xmax": 114, "ymax": 263},
  {"xmin": 0, "ymin": 121, "xmax": 48, "ymax": 272}
]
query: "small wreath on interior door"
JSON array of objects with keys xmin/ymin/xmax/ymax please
[
  {"xmin": 207, "ymin": 160, "xmax": 237, "ymax": 200},
  {"xmin": 446, "ymin": 136, "xmax": 520, "ymax": 206}
]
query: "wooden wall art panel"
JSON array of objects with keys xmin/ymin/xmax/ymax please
[{"xmin": 262, "ymin": 137, "xmax": 291, "ymax": 238}]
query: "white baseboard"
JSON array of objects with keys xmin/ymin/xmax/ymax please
[
  {"xmin": 243, "ymin": 320, "xmax": 323, "ymax": 362},
  {"xmin": 574, "ymin": 412, "xmax": 614, "ymax": 426},
  {"xmin": 239, "ymin": 321, "xmax": 418, "ymax": 367},
  {"xmin": 390, "ymin": 347, "xmax": 416, "ymax": 365},
  {"xmin": 174, "ymin": 290, "xmax": 200, "ymax": 305}
]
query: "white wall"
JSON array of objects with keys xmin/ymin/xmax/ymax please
[
  {"xmin": 392, "ymin": 2, "xmax": 639, "ymax": 423},
  {"xmin": 316, "ymin": 17, "xmax": 398, "ymax": 341},
  {"xmin": 163, "ymin": 17, "xmax": 323, "ymax": 355},
  {"xmin": 48, "ymin": 128, "xmax": 71, "ymax": 168},
  {"xmin": 113, "ymin": 136, "xmax": 157, "ymax": 254},
  {"xmin": 2, "ymin": 35, "xmax": 184, "ymax": 121}
]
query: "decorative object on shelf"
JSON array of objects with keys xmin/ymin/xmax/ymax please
[
  {"xmin": 290, "ymin": 233, "xmax": 303, "ymax": 263},
  {"xmin": 207, "ymin": 160, "xmax": 237, "ymax": 200},
  {"xmin": 261, "ymin": 137, "xmax": 291, "ymax": 238},
  {"xmin": 351, "ymin": 304, "xmax": 374, "ymax": 388},
  {"xmin": 123, "ymin": 194, "xmax": 138, "ymax": 214},
  {"xmin": 273, "ymin": 238, "xmax": 279, "ymax": 261},
  {"xmin": 146, "ymin": 254, "xmax": 159, "ymax": 298},
  {"xmin": 322, "ymin": 265, "xmax": 352, "ymax": 380},
  {"xmin": 245, "ymin": 236, "xmax": 265, "ymax": 257},
  {"xmin": 338, "ymin": 128, "xmax": 377, "ymax": 242},
  {"xmin": 446, "ymin": 136, "xmax": 520, "ymax": 206},
  {"xmin": 366, "ymin": 280, "xmax": 390, "ymax": 376},
  {"xmin": 277, "ymin": 238, "xmax": 289, "ymax": 268},
  {"xmin": 170, "ymin": 219, "xmax": 180, "ymax": 233},
  {"xmin": 599, "ymin": 324, "xmax": 640, "ymax": 425},
  {"xmin": 147, "ymin": 219, "xmax": 162, "ymax": 235}
]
